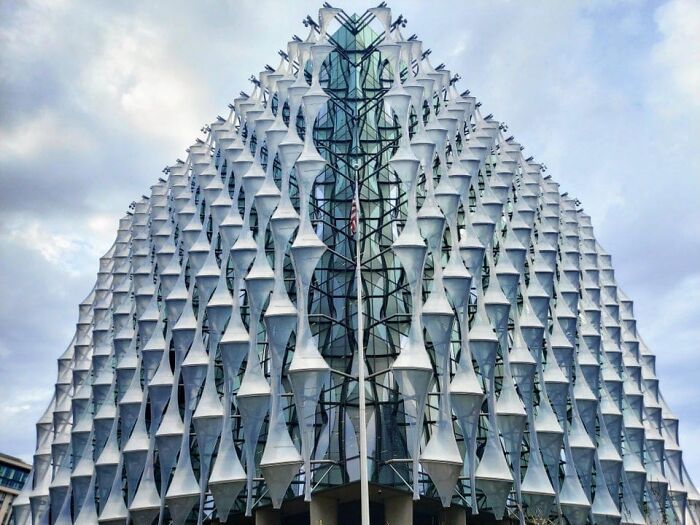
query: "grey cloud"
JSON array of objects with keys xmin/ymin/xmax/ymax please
[{"xmin": 0, "ymin": 0, "xmax": 698, "ymax": 482}]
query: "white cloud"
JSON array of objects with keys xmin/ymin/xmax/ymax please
[
  {"xmin": 87, "ymin": 213, "xmax": 121, "ymax": 242},
  {"xmin": 650, "ymin": 0, "xmax": 700, "ymax": 115},
  {"xmin": 0, "ymin": 110, "xmax": 95, "ymax": 161},
  {"xmin": 1, "ymin": 219, "xmax": 102, "ymax": 276},
  {"xmin": 0, "ymin": 386, "xmax": 54, "ymax": 463},
  {"xmin": 79, "ymin": 18, "xmax": 210, "ymax": 148},
  {"xmin": 640, "ymin": 273, "xmax": 700, "ymax": 364},
  {"xmin": 0, "ymin": 0, "xmax": 68, "ymax": 61},
  {"xmin": 0, "ymin": 389, "xmax": 50, "ymax": 418}
]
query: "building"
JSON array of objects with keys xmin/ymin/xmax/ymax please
[
  {"xmin": 0, "ymin": 454, "xmax": 30, "ymax": 525},
  {"xmin": 13, "ymin": 5, "xmax": 700, "ymax": 525}
]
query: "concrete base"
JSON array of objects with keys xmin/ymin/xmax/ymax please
[
  {"xmin": 441, "ymin": 506, "xmax": 467, "ymax": 525},
  {"xmin": 236, "ymin": 482, "xmax": 476, "ymax": 525},
  {"xmin": 310, "ymin": 495, "xmax": 337, "ymax": 525},
  {"xmin": 385, "ymin": 493, "xmax": 413, "ymax": 525},
  {"xmin": 254, "ymin": 507, "xmax": 280, "ymax": 525}
]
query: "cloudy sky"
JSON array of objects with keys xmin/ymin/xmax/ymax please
[{"xmin": 1, "ymin": 0, "xmax": 698, "ymax": 482}]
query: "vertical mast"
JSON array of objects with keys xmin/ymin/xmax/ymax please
[{"xmin": 355, "ymin": 173, "xmax": 370, "ymax": 525}]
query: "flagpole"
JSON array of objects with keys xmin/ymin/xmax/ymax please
[{"xmin": 355, "ymin": 169, "xmax": 370, "ymax": 525}]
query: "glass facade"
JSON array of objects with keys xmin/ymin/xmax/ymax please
[
  {"xmin": 0, "ymin": 455, "xmax": 30, "ymax": 525},
  {"xmin": 0, "ymin": 465, "xmax": 27, "ymax": 492}
]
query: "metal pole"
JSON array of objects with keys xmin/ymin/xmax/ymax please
[{"xmin": 355, "ymin": 171, "xmax": 370, "ymax": 525}]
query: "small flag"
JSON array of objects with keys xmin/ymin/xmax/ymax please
[{"xmin": 350, "ymin": 197, "xmax": 358, "ymax": 235}]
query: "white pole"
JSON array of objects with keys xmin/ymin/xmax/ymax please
[{"xmin": 355, "ymin": 175, "xmax": 370, "ymax": 525}]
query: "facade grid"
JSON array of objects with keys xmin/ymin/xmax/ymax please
[{"xmin": 13, "ymin": 5, "xmax": 700, "ymax": 525}]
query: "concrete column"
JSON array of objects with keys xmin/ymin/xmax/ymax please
[
  {"xmin": 440, "ymin": 506, "xmax": 466, "ymax": 525},
  {"xmin": 310, "ymin": 495, "xmax": 337, "ymax": 525},
  {"xmin": 0, "ymin": 494, "xmax": 12, "ymax": 525},
  {"xmin": 385, "ymin": 494, "xmax": 412, "ymax": 525},
  {"xmin": 255, "ymin": 507, "xmax": 280, "ymax": 525}
]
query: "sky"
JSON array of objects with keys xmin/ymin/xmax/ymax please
[{"xmin": 0, "ymin": 0, "xmax": 698, "ymax": 483}]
